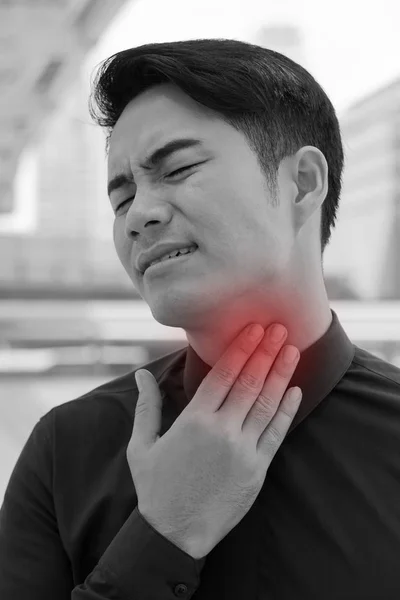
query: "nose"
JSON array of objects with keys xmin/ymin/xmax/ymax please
[{"xmin": 124, "ymin": 200, "xmax": 172, "ymax": 239}]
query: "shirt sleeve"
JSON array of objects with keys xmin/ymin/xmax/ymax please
[
  {"xmin": 0, "ymin": 414, "xmax": 74, "ymax": 599},
  {"xmin": 0, "ymin": 413, "xmax": 207, "ymax": 600},
  {"xmin": 80, "ymin": 507, "xmax": 207, "ymax": 599}
]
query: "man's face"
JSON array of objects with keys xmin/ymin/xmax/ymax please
[{"xmin": 108, "ymin": 83, "xmax": 297, "ymax": 330}]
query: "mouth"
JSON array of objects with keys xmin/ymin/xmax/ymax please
[{"xmin": 144, "ymin": 246, "xmax": 198, "ymax": 276}]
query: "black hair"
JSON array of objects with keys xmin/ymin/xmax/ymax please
[{"xmin": 88, "ymin": 38, "xmax": 345, "ymax": 257}]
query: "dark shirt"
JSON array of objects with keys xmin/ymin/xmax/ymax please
[{"xmin": 1, "ymin": 308, "xmax": 400, "ymax": 599}]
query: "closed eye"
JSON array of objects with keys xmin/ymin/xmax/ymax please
[
  {"xmin": 115, "ymin": 163, "xmax": 199, "ymax": 213},
  {"xmin": 165, "ymin": 164, "xmax": 198, "ymax": 178}
]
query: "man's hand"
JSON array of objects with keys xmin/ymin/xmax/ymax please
[{"xmin": 127, "ymin": 323, "xmax": 302, "ymax": 559}]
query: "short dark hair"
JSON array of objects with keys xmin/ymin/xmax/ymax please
[{"xmin": 88, "ymin": 38, "xmax": 345, "ymax": 257}]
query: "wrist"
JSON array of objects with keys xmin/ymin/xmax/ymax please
[
  {"xmin": 168, "ymin": 533, "xmax": 210, "ymax": 560},
  {"xmin": 138, "ymin": 506, "xmax": 211, "ymax": 559}
]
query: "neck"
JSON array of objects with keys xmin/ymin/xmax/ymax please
[{"xmin": 184, "ymin": 280, "xmax": 333, "ymax": 368}]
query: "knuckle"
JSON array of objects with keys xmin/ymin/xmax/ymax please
[
  {"xmin": 267, "ymin": 423, "xmax": 281, "ymax": 445},
  {"xmin": 279, "ymin": 346, "xmax": 299, "ymax": 367},
  {"xmin": 272, "ymin": 364, "xmax": 290, "ymax": 381},
  {"xmin": 257, "ymin": 391, "xmax": 277, "ymax": 414},
  {"xmin": 262, "ymin": 440, "xmax": 279, "ymax": 461},
  {"xmin": 238, "ymin": 371, "xmax": 259, "ymax": 390},
  {"xmin": 247, "ymin": 406, "xmax": 266, "ymax": 430},
  {"xmin": 126, "ymin": 442, "xmax": 139, "ymax": 466},
  {"xmin": 134, "ymin": 401, "xmax": 147, "ymax": 418},
  {"xmin": 215, "ymin": 366, "xmax": 237, "ymax": 387},
  {"xmin": 280, "ymin": 394, "xmax": 298, "ymax": 418},
  {"xmin": 238, "ymin": 340, "xmax": 256, "ymax": 356},
  {"xmin": 220, "ymin": 421, "xmax": 240, "ymax": 445},
  {"xmin": 258, "ymin": 345, "xmax": 277, "ymax": 360},
  {"xmin": 184, "ymin": 411, "xmax": 208, "ymax": 431}
]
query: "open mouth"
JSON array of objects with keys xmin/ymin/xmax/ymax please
[{"xmin": 145, "ymin": 246, "xmax": 198, "ymax": 274}]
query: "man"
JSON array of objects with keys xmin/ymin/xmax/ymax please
[{"xmin": 1, "ymin": 38, "xmax": 400, "ymax": 599}]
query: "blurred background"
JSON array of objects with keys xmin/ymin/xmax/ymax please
[{"xmin": 1, "ymin": 0, "xmax": 400, "ymax": 502}]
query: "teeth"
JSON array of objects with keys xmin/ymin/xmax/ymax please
[{"xmin": 149, "ymin": 246, "xmax": 196, "ymax": 268}]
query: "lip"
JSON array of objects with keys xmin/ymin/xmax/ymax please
[
  {"xmin": 144, "ymin": 248, "xmax": 197, "ymax": 276},
  {"xmin": 137, "ymin": 242, "xmax": 198, "ymax": 273}
]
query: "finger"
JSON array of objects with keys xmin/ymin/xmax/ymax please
[
  {"xmin": 217, "ymin": 323, "xmax": 288, "ymax": 425},
  {"xmin": 188, "ymin": 323, "xmax": 266, "ymax": 413},
  {"xmin": 256, "ymin": 386, "xmax": 302, "ymax": 458},
  {"xmin": 131, "ymin": 370, "xmax": 163, "ymax": 451},
  {"xmin": 241, "ymin": 344, "xmax": 300, "ymax": 443}
]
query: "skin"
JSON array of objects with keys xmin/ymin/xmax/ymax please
[{"xmin": 108, "ymin": 82, "xmax": 333, "ymax": 367}]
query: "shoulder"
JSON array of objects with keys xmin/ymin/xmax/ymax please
[
  {"xmin": 40, "ymin": 346, "xmax": 187, "ymax": 436},
  {"xmin": 349, "ymin": 344, "xmax": 400, "ymax": 396}
]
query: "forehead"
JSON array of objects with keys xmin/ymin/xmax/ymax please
[{"xmin": 107, "ymin": 84, "xmax": 219, "ymax": 173}]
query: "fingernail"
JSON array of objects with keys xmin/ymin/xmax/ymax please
[
  {"xmin": 248, "ymin": 323, "xmax": 264, "ymax": 341},
  {"xmin": 290, "ymin": 387, "xmax": 302, "ymax": 402},
  {"xmin": 270, "ymin": 324, "xmax": 286, "ymax": 343},
  {"xmin": 283, "ymin": 346, "xmax": 299, "ymax": 364}
]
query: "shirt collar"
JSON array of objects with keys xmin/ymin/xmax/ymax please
[{"xmin": 182, "ymin": 309, "xmax": 355, "ymax": 434}]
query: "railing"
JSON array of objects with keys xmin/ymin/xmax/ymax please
[{"xmin": 1, "ymin": 299, "xmax": 400, "ymax": 372}]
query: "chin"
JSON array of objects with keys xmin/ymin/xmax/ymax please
[
  {"xmin": 150, "ymin": 307, "xmax": 188, "ymax": 329},
  {"xmin": 148, "ymin": 293, "xmax": 205, "ymax": 329}
]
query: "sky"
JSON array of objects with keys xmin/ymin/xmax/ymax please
[{"xmin": 83, "ymin": 0, "xmax": 400, "ymax": 115}]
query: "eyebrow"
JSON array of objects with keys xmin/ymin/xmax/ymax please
[{"xmin": 107, "ymin": 137, "xmax": 204, "ymax": 198}]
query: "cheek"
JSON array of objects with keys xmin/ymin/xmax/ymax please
[
  {"xmin": 113, "ymin": 220, "xmax": 130, "ymax": 263},
  {"xmin": 112, "ymin": 219, "xmax": 118, "ymax": 246}
]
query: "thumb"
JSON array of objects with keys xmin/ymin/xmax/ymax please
[{"xmin": 132, "ymin": 369, "xmax": 163, "ymax": 448}]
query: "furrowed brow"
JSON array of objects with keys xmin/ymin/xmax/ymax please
[{"xmin": 107, "ymin": 137, "xmax": 204, "ymax": 198}]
